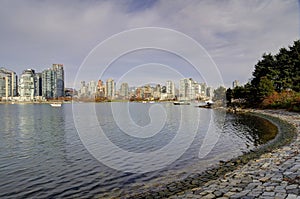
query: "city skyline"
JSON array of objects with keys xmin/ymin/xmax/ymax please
[
  {"xmin": 78, "ymin": 77, "xmax": 214, "ymax": 101},
  {"xmin": 0, "ymin": 64, "xmax": 215, "ymax": 101},
  {"xmin": 0, "ymin": 64, "xmax": 65, "ymax": 101},
  {"xmin": 0, "ymin": 1, "xmax": 298, "ymax": 89}
]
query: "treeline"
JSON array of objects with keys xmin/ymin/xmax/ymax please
[{"xmin": 215, "ymin": 40, "xmax": 300, "ymax": 111}]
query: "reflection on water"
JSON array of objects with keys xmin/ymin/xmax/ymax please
[{"xmin": 0, "ymin": 103, "xmax": 277, "ymax": 198}]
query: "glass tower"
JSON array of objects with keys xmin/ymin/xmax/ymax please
[{"xmin": 52, "ymin": 64, "xmax": 64, "ymax": 97}]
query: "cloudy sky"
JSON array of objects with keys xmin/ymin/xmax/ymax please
[{"xmin": 0, "ymin": 0, "xmax": 298, "ymax": 89}]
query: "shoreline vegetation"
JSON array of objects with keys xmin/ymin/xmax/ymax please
[
  {"xmin": 214, "ymin": 40, "xmax": 300, "ymax": 113},
  {"xmin": 116, "ymin": 109, "xmax": 298, "ymax": 199}
]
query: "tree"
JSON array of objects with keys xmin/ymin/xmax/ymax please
[
  {"xmin": 226, "ymin": 88, "xmax": 233, "ymax": 104},
  {"xmin": 252, "ymin": 53, "xmax": 276, "ymax": 87},
  {"xmin": 213, "ymin": 86, "xmax": 226, "ymax": 102},
  {"xmin": 233, "ymin": 86, "xmax": 245, "ymax": 99},
  {"xmin": 257, "ymin": 76, "xmax": 275, "ymax": 101}
]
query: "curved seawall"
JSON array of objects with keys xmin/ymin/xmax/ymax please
[{"xmin": 125, "ymin": 109, "xmax": 299, "ymax": 199}]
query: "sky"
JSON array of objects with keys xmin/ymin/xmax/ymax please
[{"xmin": 0, "ymin": 0, "xmax": 298, "ymax": 89}]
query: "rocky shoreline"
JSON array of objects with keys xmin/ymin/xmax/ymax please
[{"xmin": 122, "ymin": 109, "xmax": 299, "ymax": 199}]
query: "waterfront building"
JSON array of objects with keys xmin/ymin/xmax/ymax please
[
  {"xmin": 206, "ymin": 87, "xmax": 213, "ymax": 98},
  {"xmin": 143, "ymin": 85, "xmax": 153, "ymax": 100},
  {"xmin": 42, "ymin": 68, "xmax": 57, "ymax": 99},
  {"xmin": 119, "ymin": 82, "xmax": 129, "ymax": 99},
  {"xmin": 97, "ymin": 80, "xmax": 105, "ymax": 98},
  {"xmin": 179, "ymin": 78, "xmax": 195, "ymax": 101},
  {"xmin": 194, "ymin": 82, "xmax": 201, "ymax": 99},
  {"xmin": 233, "ymin": 80, "xmax": 239, "ymax": 88},
  {"xmin": 0, "ymin": 67, "xmax": 18, "ymax": 100},
  {"xmin": 106, "ymin": 78, "xmax": 115, "ymax": 99},
  {"xmin": 199, "ymin": 83, "xmax": 207, "ymax": 97},
  {"xmin": 78, "ymin": 81, "xmax": 88, "ymax": 97},
  {"xmin": 18, "ymin": 69, "xmax": 35, "ymax": 101},
  {"xmin": 65, "ymin": 88, "xmax": 76, "ymax": 97},
  {"xmin": 87, "ymin": 80, "xmax": 97, "ymax": 97},
  {"xmin": 135, "ymin": 87, "xmax": 144, "ymax": 99},
  {"xmin": 153, "ymin": 84, "xmax": 161, "ymax": 100},
  {"xmin": 52, "ymin": 64, "xmax": 65, "ymax": 97},
  {"xmin": 34, "ymin": 73, "xmax": 42, "ymax": 97},
  {"xmin": 166, "ymin": 80, "xmax": 175, "ymax": 99}
]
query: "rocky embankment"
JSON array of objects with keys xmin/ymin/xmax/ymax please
[
  {"xmin": 167, "ymin": 110, "xmax": 300, "ymax": 199},
  {"xmin": 122, "ymin": 109, "xmax": 299, "ymax": 199}
]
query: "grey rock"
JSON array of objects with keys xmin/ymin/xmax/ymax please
[
  {"xmin": 287, "ymin": 188, "xmax": 300, "ymax": 195},
  {"xmin": 213, "ymin": 190, "xmax": 222, "ymax": 197},
  {"xmin": 265, "ymin": 186, "xmax": 274, "ymax": 192},
  {"xmin": 286, "ymin": 194, "xmax": 298, "ymax": 199},
  {"xmin": 274, "ymin": 192, "xmax": 287, "ymax": 199},
  {"xmin": 286, "ymin": 184, "xmax": 298, "ymax": 190},
  {"xmin": 202, "ymin": 193, "xmax": 215, "ymax": 199},
  {"xmin": 262, "ymin": 192, "xmax": 275, "ymax": 197}
]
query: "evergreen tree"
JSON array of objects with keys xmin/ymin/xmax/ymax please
[
  {"xmin": 213, "ymin": 86, "xmax": 226, "ymax": 102},
  {"xmin": 226, "ymin": 88, "xmax": 233, "ymax": 104}
]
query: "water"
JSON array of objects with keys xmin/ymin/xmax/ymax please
[{"xmin": 0, "ymin": 103, "xmax": 277, "ymax": 198}]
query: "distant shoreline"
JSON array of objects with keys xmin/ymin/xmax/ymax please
[{"xmin": 0, "ymin": 100, "xmax": 178, "ymax": 104}]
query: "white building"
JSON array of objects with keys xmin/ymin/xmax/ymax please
[
  {"xmin": 179, "ymin": 78, "xmax": 195, "ymax": 101},
  {"xmin": 233, "ymin": 80, "xmax": 239, "ymax": 88},
  {"xmin": 0, "ymin": 67, "xmax": 18, "ymax": 100},
  {"xmin": 166, "ymin": 80, "xmax": 175, "ymax": 99},
  {"xmin": 19, "ymin": 69, "xmax": 35, "ymax": 101},
  {"xmin": 79, "ymin": 81, "xmax": 88, "ymax": 97},
  {"xmin": 87, "ymin": 80, "xmax": 97, "ymax": 97},
  {"xmin": 119, "ymin": 82, "xmax": 129, "ymax": 99},
  {"xmin": 106, "ymin": 78, "xmax": 115, "ymax": 99}
]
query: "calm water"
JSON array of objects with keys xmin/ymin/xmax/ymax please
[{"xmin": 0, "ymin": 103, "xmax": 277, "ymax": 198}]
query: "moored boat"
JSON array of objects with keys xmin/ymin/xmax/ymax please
[
  {"xmin": 198, "ymin": 100, "xmax": 214, "ymax": 108},
  {"xmin": 173, "ymin": 101, "xmax": 190, "ymax": 105},
  {"xmin": 50, "ymin": 103, "xmax": 62, "ymax": 107}
]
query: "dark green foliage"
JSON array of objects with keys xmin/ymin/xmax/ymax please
[
  {"xmin": 226, "ymin": 88, "xmax": 233, "ymax": 104},
  {"xmin": 251, "ymin": 40, "xmax": 300, "ymax": 93},
  {"xmin": 257, "ymin": 77, "xmax": 275, "ymax": 100},
  {"xmin": 232, "ymin": 40, "xmax": 300, "ymax": 108},
  {"xmin": 213, "ymin": 86, "xmax": 226, "ymax": 102}
]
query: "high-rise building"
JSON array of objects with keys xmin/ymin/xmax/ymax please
[
  {"xmin": 194, "ymin": 82, "xmax": 201, "ymax": 99},
  {"xmin": 42, "ymin": 68, "xmax": 56, "ymax": 99},
  {"xmin": 87, "ymin": 80, "xmax": 97, "ymax": 96},
  {"xmin": 79, "ymin": 81, "xmax": 88, "ymax": 97},
  {"xmin": 166, "ymin": 80, "xmax": 175, "ymax": 99},
  {"xmin": 119, "ymin": 82, "xmax": 129, "ymax": 99},
  {"xmin": 135, "ymin": 87, "xmax": 143, "ymax": 99},
  {"xmin": 200, "ymin": 83, "xmax": 207, "ymax": 97},
  {"xmin": 0, "ymin": 67, "xmax": 18, "ymax": 100},
  {"xmin": 52, "ymin": 64, "xmax": 64, "ymax": 97},
  {"xmin": 143, "ymin": 85, "xmax": 153, "ymax": 99},
  {"xmin": 233, "ymin": 80, "xmax": 239, "ymax": 88},
  {"xmin": 34, "ymin": 73, "xmax": 42, "ymax": 97},
  {"xmin": 179, "ymin": 78, "xmax": 195, "ymax": 100},
  {"xmin": 206, "ymin": 87, "xmax": 213, "ymax": 98},
  {"xmin": 97, "ymin": 80, "xmax": 105, "ymax": 98},
  {"xmin": 19, "ymin": 69, "xmax": 35, "ymax": 101},
  {"xmin": 106, "ymin": 78, "xmax": 115, "ymax": 99},
  {"xmin": 153, "ymin": 84, "xmax": 161, "ymax": 99}
]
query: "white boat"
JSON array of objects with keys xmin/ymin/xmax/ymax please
[
  {"xmin": 50, "ymin": 103, "xmax": 62, "ymax": 107},
  {"xmin": 173, "ymin": 101, "xmax": 190, "ymax": 105}
]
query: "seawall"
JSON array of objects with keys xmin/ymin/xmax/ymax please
[{"xmin": 122, "ymin": 109, "xmax": 299, "ymax": 199}]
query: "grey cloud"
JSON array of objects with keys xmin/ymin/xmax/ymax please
[{"xmin": 0, "ymin": 0, "xmax": 298, "ymax": 88}]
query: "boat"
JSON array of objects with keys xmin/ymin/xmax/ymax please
[
  {"xmin": 50, "ymin": 103, "xmax": 62, "ymax": 107},
  {"xmin": 173, "ymin": 101, "xmax": 190, "ymax": 105},
  {"xmin": 198, "ymin": 100, "xmax": 214, "ymax": 108}
]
